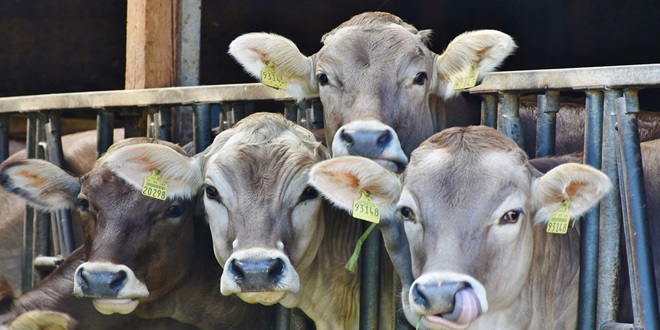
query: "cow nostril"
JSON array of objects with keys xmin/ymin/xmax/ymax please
[
  {"xmin": 268, "ymin": 258, "xmax": 285, "ymax": 282},
  {"xmin": 376, "ymin": 130, "xmax": 392, "ymax": 145},
  {"xmin": 412, "ymin": 283, "xmax": 429, "ymax": 309},
  {"xmin": 340, "ymin": 130, "xmax": 354, "ymax": 144},
  {"xmin": 230, "ymin": 259, "xmax": 246, "ymax": 281},
  {"xmin": 109, "ymin": 270, "xmax": 127, "ymax": 290}
]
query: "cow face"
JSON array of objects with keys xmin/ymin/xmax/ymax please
[
  {"xmin": 309, "ymin": 126, "xmax": 611, "ymax": 329},
  {"xmin": 202, "ymin": 113, "xmax": 328, "ymax": 305},
  {"xmin": 0, "ymin": 140, "xmax": 203, "ymax": 316},
  {"xmin": 229, "ymin": 12, "xmax": 515, "ymax": 173}
]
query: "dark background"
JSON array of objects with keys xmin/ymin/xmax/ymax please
[{"xmin": 1, "ymin": 0, "xmax": 659, "ymax": 104}]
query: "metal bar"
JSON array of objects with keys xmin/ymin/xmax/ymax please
[
  {"xmin": 22, "ymin": 114, "xmax": 37, "ymax": 292},
  {"xmin": 230, "ymin": 103, "xmax": 246, "ymax": 126},
  {"xmin": 359, "ymin": 224, "xmax": 381, "ymax": 330},
  {"xmin": 535, "ymin": 91, "xmax": 559, "ymax": 157},
  {"xmin": 600, "ymin": 322, "xmax": 638, "ymax": 330},
  {"xmin": 284, "ymin": 102, "xmax": 297, "ymax": 123},
  {"xmin": 497, "ymin": 93, "xmax": 524, "ymax": 149},
  {"xmin": 193, "ymin": 104, "xmax": 212, "ymax": 154},
  {"xmin": 0, "ymin": 114, "xmax": 8, "ymax": 162},
  {"xmin": 275, "ymin": 305, "xmax": 291, "ymax": 330},
  {"xmin": 158, "ymin": 106, "xmax": 172, "ymax": 141},
  {"xmin": 616, "ymin": 90, "xmax": 660, "ymax": 329},
  {"xmin": 480, "ymin": 94, "xmax": 498, "ymax": 128},
  {"xmin": 469, "ymin": 63, "xmax": 660, "ymax": 93},
  {"xmin": 581, "ymin": 90, "xmax": 604, "ymax": 329},
  {"xmin": 33, "ymin": 256, "xmax": 65, "ymax": 269},
  {"xmin": 597, "ymin": 89, "xmax": 623, "ymax": 328},
  {"xmin": 97, "ymin": 109, "xmax": 114, "ymax": 158},
  {"xmin": 121, "ymin": 108, "xmax": 143, "ymax": 138}
]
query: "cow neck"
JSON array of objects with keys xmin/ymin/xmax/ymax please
[
  {"xmin": 284, "ymin": 203, "xmax": 362, "ymax": 329},
  {"xmin": 494, "ymin": 225, "xmax": 580, "ymax": 329}
]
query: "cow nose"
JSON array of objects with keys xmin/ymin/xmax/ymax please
[
  {"xmin": 229, "ymin": 258, "xmax": 286, "ymax": 292},
  {"xmin": 76, "ymin": 267, "xmax": 127, "ymax": 298},
  {"xmin": 411, "ymin": 281, "xmax": 467, "ymax": 315},
  {"xmin": 338, "ymin": 128, "xmax": 393, "ymax": 158}
]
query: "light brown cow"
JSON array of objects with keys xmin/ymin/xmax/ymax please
[
  {"xmin": 0, "ymin": 138, "xmax": 276, "ymax": 329},
  {"xmin": 201, "ymin": 112, "xmax": 365, "ymax": 329},
  {"xmin": 309, "ymin": 126, "xmax": 612, "ymax": 329},
  {"xmin": 229, "ymin": 11, "xmax": 515, "ymax": 172},
  {"xmin": 0, "ymin": 129, "xmax": 124, "ymax": 296}
]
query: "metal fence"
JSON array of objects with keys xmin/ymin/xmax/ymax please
[{"xmin": 1, "ymin": 63, "xmax": 659, "ymax": 329}]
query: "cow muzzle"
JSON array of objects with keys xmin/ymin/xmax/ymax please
[
  {"xmin": 73, "ymin": 262, "xmax": 149, "ymax": 315},
  {"xmin": 332, "ymin": 120, "xmax": 408, "ymax": 173},
  {"xmin": 220, "ymin": 248, "xmax": 299, "ymax": 305},
  {"xmin": 408, "ymin": 272, "xmax": 488, "ymax": 330}
]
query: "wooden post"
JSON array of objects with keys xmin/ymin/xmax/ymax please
[{"xmin": 125, "ymin": 0, "xmax": 182, "ymax": 136}]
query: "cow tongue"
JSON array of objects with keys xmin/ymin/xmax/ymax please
[{"xmin": 424, "ymin": 288, "xmax": 482, "ymax": 329}]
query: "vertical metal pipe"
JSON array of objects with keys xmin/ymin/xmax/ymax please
[
  {"xmin": 536, "ymin": 91, "xmax": 559, "ymax": 157},
  {"xmin": 121, "ymin": 108, "xmax": 142, "ymax": 138},
  {"xmin": 581, "ymin": 90, "xmax": 604, "ymax": 330},
  {"xmin": 33, "ymin": 113, "xmax": 49, "ymax": 285},
  {"xmin": 230, "ymin": 103, "xmax": 246, "ymax": 126},
  {"xmin": 22, "ymin": 114, "xmax": 37, "ymax": 292},
  {"xmin": 497, "ymin": 93, "xmax": 524, "ymax": 149},
  {"xmin": 309, "ymin": 100, "xmax": 324, "ymax": 130},
  {"xmin": 616, "ymin": 90, "xmax": 660, "ymax": 329},
  {"xmin": 193, "ymin": 104, "xmax": 212, "ymax": 154},
  {"xmin": 0, "ymin": 114, "xmax": 9, "ymax": 162},
  {"xmin": 480, "ymin": 94, "xmax": 498, "ymax": 128},
  {"xmin": 275, "ymin": 305, "xmax": 291, "ymax": 330},
  {"xmin": 97, "ymin": 109, "xmax": 114, "ymax": 158},
  {"xmin": 158, "ymin": 106, "xmax": 172, "ymax": 142},
  {"xmin": 284, "ymin": 102, "xmax": 297, "ymax": 123},
  {"xmin": 596, "ymin": 89, "xmax": 623, "ymax": 328},
  {"xmin": 360, "ymin": 225, "xmax": 381, "ymax": 330}
]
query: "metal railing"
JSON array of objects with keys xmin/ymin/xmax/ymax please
[{"xmin": 1, "ymin": 63, "xmax": 659, "ymax": 329}]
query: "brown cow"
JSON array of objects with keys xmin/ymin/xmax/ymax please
[
  {"xmin": 309, "ymin": 126, "xmax": 612, "ymax": 329},
  {"xmin": 0, "ymin": 138, "xmax": 275, "ymax": 329},
  {"xmin": 0, "ymin": 129, "xmax": 124, "ymax": 296},
  {"xmin": 201, "ymin": 112, "xmax": 368, "ymax": 329},
  {"xmin": 229, "ymin": 11, "xmax": 515, "ymax": 173}
]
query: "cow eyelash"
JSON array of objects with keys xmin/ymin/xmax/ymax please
[{"xmin": 500, "ymin": 209, "xmax": 523, "ymax": 225}]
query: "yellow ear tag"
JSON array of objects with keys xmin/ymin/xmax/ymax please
[
  {"xmin": 353, "ymin": 191, "xmax": 380, "ymax": 224},
  {"xmin": 546, "ymin": 199, "xmax": 571, "ymax": 234},
  {"xmin": 261, "ymin": 63, "xmax": 288, "ymax": 90},
  {"xmin": 142, "ymin": 170, "xmax": 168, "ymax": 201},
  {"xmin": 453, "ymin": 62, "xmax": 479, "ymax": 90}
]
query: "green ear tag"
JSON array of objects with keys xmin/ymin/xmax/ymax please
[
  {"xmin": 546, "ymin": 199, "xmax": 571, "ymax": 234},
  {"xmin": 453, "ymin": 62, "xmax": 479, "ymax": 90},
  {"xmin": 352, "ymin": 191, "xmax": 380, "ymax": 224},
  {"xmin": 142, "ymin": 170, "xmax": 168, "ymax": 201},
  {"xmin": 261, "ymin": 63, "xmax": 288, "ymax": 90}
]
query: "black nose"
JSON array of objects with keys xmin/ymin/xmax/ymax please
[
  {"xmin": 229, "ymin": 258, "xmax": 285, "ymax": 292},
  {"xmin": 76, "ymin": 267, "xmax": 127, "ymax": 298}
]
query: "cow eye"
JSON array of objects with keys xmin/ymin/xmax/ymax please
[
  {"xmin": 317, "ymin": 73, "xmax": 329, "ymax": 86},
  {"xmin": 500, "ymin": 209, "xmax": 523, "ymax": 224},
  {"xmin": 413, "ymin": 72, "xmax": 428, "ymax": 85},
  {"xmin": 165, "ymin": 205, "xmax": 183, "ymax": 218},
  {"xmin": 77, "ymin": 197, "xmax": 90, "ymax": 211},
  {"xmin": 299, "ymin": 186, "xmax": 319, "ymax": 203},
  {"xmin": 205, "ymin": 185, "xmax": 219, "ymax": 200},
  {"xmin": 399, "ymin": 206, "xmax": 415, "ymax": 221}
]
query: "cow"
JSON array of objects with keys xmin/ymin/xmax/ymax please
[
  {"xmin": 200, "ymin": 112, "xmax": 374, "ymax": 329},
  {"xmin": 229, "ymin": 11, "xmax": 516, "ymax": 173},
  {"xmin": 0, "ymin": 129, "xmax": 124, "ymax": 296},
  {"xmin": 309, "ymin": 125, "xmax": 613, "ymax": 329},
  {"xmin": 0, "ymin": 137, "xmax": 276, "ymax": 329}
]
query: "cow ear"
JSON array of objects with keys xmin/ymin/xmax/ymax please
[
  {"xmin": 434, "ymin": 30, "xmax": 516, "ymax": 99},
  {"xmin": 309, "ymin": 156, "xmax": 401, "ymax": 212},
  {"xmin": 102, "ymin": 144, "xmax": 203, "ymax": 200},
  {"xmin": 228, "ymin": 32, "xmax": 317, "ymax": 101},
  {"xmin": 531, "ymin": 163, "xmax": 612, "ymax": 225},
  {"xmin": 0, "ymin": 159, "xmax": 80, "ymax": 211}
]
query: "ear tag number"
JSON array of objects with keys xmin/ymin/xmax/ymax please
[
  {"xmin": 453, "ymin": 62, "xmax": 479, "ymax": 90},
  {"xmin": 546, "ymin": 199, "xmax": 571, "ymax": 234},
  {"xmin": 142, "ymin": 170, "xmax": 168, "ymax": 201},
  {"xmin": 261, "ymin": 63, "xmax": 288, "ymax": 90},
  {"xmin": 353, "ymin": 191, "xmax": 380, "ymax": 224}
]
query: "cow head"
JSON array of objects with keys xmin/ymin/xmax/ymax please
[
  {"xmin": 0, "ymin": 139, "xmax": 203, "ymax": 315},
  {"xmin": 309, "ymin": 126, "xmax": 611, "ymax": 329},
  {"xmin": 229, "ymin": 12, "xmax": 515, "ymax": 173},
  {"xmin": 202, "ymin": 113, "xmax": 329, "ymax": 305}
]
